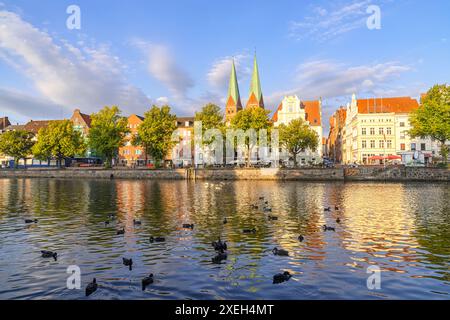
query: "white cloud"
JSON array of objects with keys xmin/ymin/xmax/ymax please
[
  {"xmin": 289, "ymin": 0, "xmax": 375, "ymax": 41},
  {"xmin": 207, "ymin": 53, "xmax": 251, "ymax": 90},
  {"xmin": 0, "ymin": 10, "xmax": 152, "ymax": 119},
  {"xmin": 265, "ymin": 59, "xmax": 412, "ymax": 113},
  {"xmin": 133, "ymin": 40, "xmax": 194, "ymax": 101}
]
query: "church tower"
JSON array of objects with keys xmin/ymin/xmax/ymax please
[
  {"xmin": 225, "ymin": 59, "xmax": 242, "ymax": 124},
  {"xmin": 246, "ymin": 54, "xmax": 264, "ymax": 109}
]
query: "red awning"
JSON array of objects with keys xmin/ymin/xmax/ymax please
[
  {"xmin": 386, "ymin": 155, "xmax": 401, "ymax": 160},
  {"xmin": 368, "ymin": 156, "xmax": 384, "ymax": 160}
]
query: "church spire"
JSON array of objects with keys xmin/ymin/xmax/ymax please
[
  {"xmin": 225, "ymin": 58, "xmax": 242, "ymax": 123},
  {"xmin": 246, "ymin": 53, "xmax": 264, "ymax": 109}
]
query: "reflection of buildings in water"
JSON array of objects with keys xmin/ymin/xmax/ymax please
[
  {"xmin": 116, "ymin": 180, "xmax": 145, "ymax": 220},
  {"xmin": 341, "ymin": 183, "xmax": 419, "ymax": 272}
]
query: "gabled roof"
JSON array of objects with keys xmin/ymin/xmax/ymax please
[
  {"xmin": 272, "ymin": 99, "xmax": 321, "ymax": 126},
  {"xmin": 71, "ymin": 109, "xmax": 92, "ymax": 127},
  {"xmin": 0, "ymin": 117, "xmax": 11, "ymax": 130},
  {"xmin": 24, "ymin": 120, "xmax": 61, "ymax": 134},
  {"xmin": 357, "ymin": 97, "xmax": 419, "ymax": 114}
]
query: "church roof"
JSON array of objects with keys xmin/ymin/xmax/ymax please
[
  {"xmin": 227, "ymin": 59, "xmax": 242, "ymax": 108},
  {"xmin": 246, "ymin": 54, "xmax": 264, "ymax": 108}
]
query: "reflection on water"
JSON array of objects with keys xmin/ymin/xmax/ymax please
[{"xmin": 0, "ymin": 178, "xmax": 448, "ymax": 300}]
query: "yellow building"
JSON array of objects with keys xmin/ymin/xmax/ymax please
[{"xmin": 342, "ymin": 94, "xmax": 436, "ymax": 165}]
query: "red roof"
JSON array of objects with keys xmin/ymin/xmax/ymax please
[
  {"xmin": 357, "ymin": 97, "xmax": 419, "ymax": 114},
  {"xmin": 272, "ymin": 100, "xmax": 321, "ymax": 126}
]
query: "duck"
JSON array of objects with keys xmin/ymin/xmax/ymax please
[
  {"xmin": 116, "ymin": 228, "xmax": 125, "ymax": 235},
  {"xmin": 41, "ymin": 250, "xmax": 58, "ymax": 261},
  {"xmin": 268, "ymin": 215, "xmax": 278, "ymax": 221},
  {"xmin": 212, "ymin": 238, "xmax": 227, "ymax": 251},
  {"xmin": 104, "ymin": 221, "xmax": 110, "ymax": 226},
  {"xmin": 133, "ymin": 219, "xmax": 142, "ymax": 226},
  {"xmin": 263, "ymin": 207, "xmax": 272, "ymax": 213},
  {"xmin": 335, "ymin": 206, "xmax": 340, "ymax": 211},
  {"xmin": 149, "ymin": 236, "xmax": 166, "ymax": 243},
  {"xmin": 250, "ymin": 204, "xmax": 259, "ymax": 209},
  {"xmin": 85, "ymin": 278, "xmax": 98, "ymax": 297},
  {"xmin": 25, "ymin": 219, "xmax": 38, "ymax": 224},
  {"xmin": 264, "ymin": 201, "xmax": 269, "ymax": 205},
  {"xmin": 122, "ymin": 258, "xmax": 133, "ymax": 271},
  {"xmin": 336, "ymin": 217, "xmax": 341, "ymax": 223},
  {"xmin": 223, "ymin": 218, "xmax": 228, "ymax": 224},
  {"xmin": 242, "ymin": 228, "xmax": 256, "ymax": 234},
  {"xmin": 323, "ymin": 225, "xmax": 336, "ymax": 232},
  {"xmin": 259, "ymin": 196, "xmax": 265, "ymax": 200},
  {"xmin": 298, "ymin": 235, "xmax": 304, "ymax": 242},
  {"xmin": 272, "ymin": 247, "xmax": 289, "ymax": 256},
  {"xmin": 183, "ymin": 223, "xmax": 194, "ymax": 229},
  {"xmin": 141, "ymin": 274, "xmax": 154, "ymax": 291},
  {"xmin": 273, "ymin": 271, "xmax": 292, "ymax": 284},
  {"xmin": 324, "ymin": 207, "xmax": 331, "ymax": 212},
  {"xmin": 108, "ymin": 214, "xmax": 116, "ymax": 220},
  {"xmin": 211, "ymin": 249, "xmax": 228, "ymax": 264}
]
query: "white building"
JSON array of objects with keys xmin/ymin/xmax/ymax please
[{"xmin": 272, "ymin": 95, "xmax": 323, "ymax": 165}]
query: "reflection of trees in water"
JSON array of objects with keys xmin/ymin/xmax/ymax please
[{"xmin": 409, "ymin": 184, "xmax": 450, "ymax": 281}]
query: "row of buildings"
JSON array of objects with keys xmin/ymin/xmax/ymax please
[
  {"xmin": 1, "ymin": 54, "xmax": 444, "ymax": 167},
  {"xmin": 325, "ymin": 94, "xmax": 445, "ymax": 165}
]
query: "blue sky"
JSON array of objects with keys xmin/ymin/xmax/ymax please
[{"xmin": 0, "ymin": 0, "xmax": 449, "ymax": 134}]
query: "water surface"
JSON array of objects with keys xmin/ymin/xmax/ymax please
[{"xmin": 0, "ymin": 179, "xmax": 448, "ymax": 299}]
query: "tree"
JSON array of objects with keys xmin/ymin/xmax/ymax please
[
  {"xmin": 32, "ymin": 120, "xmax": 86, "ymax": 168},
  {"xmin": 278, "ymin": 118, "xmax": 319, "ymax": 167},
  {"xmin": 133, "ymin": 105, "xmax": 177, "ymax": 167},
  {"xmin": 194, "ymin": 103, "xmax": 225, "ymax": 164},
  {"xmin": 409, "ymin": 84, "xmax": 450, "ymax": 163},
  {"xmin": 230, "ymin": 106, "xmax": 272, "ymax": 166},
  {"xmin": 88, "ymin": 106, "xmax": 129, "ymax": 168},
  {"xmin": 0, "ymin": 130, "xmax": 34, "ymax": 168}
]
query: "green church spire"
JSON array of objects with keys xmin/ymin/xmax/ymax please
[
  {"xmin": 247, "ymin": 53, "xmax": 264, "ymax": 108},
  {"xmin": 227, "ymin": 58, "xmax": 242, "ymax": 108}
]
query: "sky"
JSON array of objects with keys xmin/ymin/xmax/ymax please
[{"xmin": 0, "ymin": 0, "xmax": 449, "ymax": 135}]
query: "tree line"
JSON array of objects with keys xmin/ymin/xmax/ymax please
[{"xmin": 0, "ymin": 84, "xmax": 448, "ymax": 168}]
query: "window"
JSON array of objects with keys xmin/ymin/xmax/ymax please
[
  {"xmin": 370, "ymin": 140, "xmax": 375, "ymax": 148},
  {"xmin": 386, "ymin": 127, "xmax": 392, "ymax": 135},
  {"xmin": 400, "ymin": 131, "xmax": 406, "ymax": 139},
  {"xmin": 421, "ymin": 143, "xmax": 426, "ymax": 151},
  {"xmin": 379, "ymin": 128, "xmax": 384, "ymax": 135},
  {"xmin": 400, "ymin": 143, "xmax": 405, "ymax": 151},
  {"xmin": 386, "ymin": 140, "xmax": 392, "ymax": 148},
  {"xmin": 411, "ymin": 143, "xmax": 416, "ymax": 151},
  {"xmin": 379, "ymin": 140, "xmax": 384, "ymax": 148},
  {"xmin": 362, "ymin": 140, "xmax": 367, "ymax": 148},
  {"xmin": 400, "ymin": 122, "xmax": 405, "ymax": 127},
  {"xmin": 362, "ymin": 128, "xmax": 366, "ymax": 135},
  {"xmin": 135, "ymin": 149, "xmax": 142, "ymax": 155},
  {"xmin": 370, "ymin": 128, "xmax": 375, "ymax": 135}
]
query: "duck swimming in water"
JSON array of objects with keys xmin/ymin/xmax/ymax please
[
  {"xmin": 223, "ymin": 218, "xmax": 228, "ymax": 224},
  {"xmin": 41, "ymin": 250, "xmax": 57, "ymax": 261},
  {"xmin": 268, "ymin": 215, "xmax": 278, "ymax": 221},
  {"xmin": 298, "ymin": 235, "xmax": 304, "ymax": 242},
  {"xmin": 117, "ymin": 228, "xmax": 125, "ymax": 235},
  {"xmin": 212, "ymin": 238, "xmax": 227, "ymax": 251},
  {"xmin": 250, "ymin": 204, "xmax": 258, "ymax": 209},
  {"xmin": 243, "ymin": 228, "xmax": 256, "ymax": 234},
  {"xmin": 336, "ymin": 218, "xmax": 341, "ymax": 223},
  {"xmin": 211, "ymin": 249, "xmax": 228, "ymax": 264},
  {"xmin": 122, "ymin": 258, "xmax": 133, "ymax": 271},
  {"xmin": 183, "ymin": 223, "xmax": 194, "ymax": 229},
  {"xmin": 323, "ymin": 225, "xmax": 336, "ymax": 232},
  {"xmin": 85, "ymin": 278, "xmax": 98, "ymax": 297},
  {"xmin": 141, "ymin": 274, "xmax": 154, "ymax": 290},
  {"xmin": 272, "ymin": 247, "xmax": 289, "ymax": 256},
  {"xmin": 335, "ymin": 206, "xmax": 340, "ymax": 211},
  {"xmin": 133, "ymin": 219, "xmax": 142, "ymax": 225},
  {"xmin": 25, "ymin": 219, "xmax": 38, "ymax": 224},
  {"xmin": 324, "ymin": 207, "xmax": 331, "ymax": 212},
  {"xmin": 273, "ymin": 271, "xmax": 291, "ymax": 284},
  {"xmin": 149, "ymin": 236, "xmax": 166, "ymax": 243}
]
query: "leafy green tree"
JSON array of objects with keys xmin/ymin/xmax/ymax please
[
  {"xmin": 409, "ymin": 84, "xmax": 450, "ymax": 163},
  {"xmin": 0, "ymin": 130, "xmax": 34, "ymax": 168},
  {"xmin": 88, "ymin": 106, "xmax": 129, "ymax": 168},
  {"xmin": 278, "ymin": 118, "xmax": 319, "ymax": 167},
  {"xmin": 230, "ymin": 106, "xmax": 272, "ymax": 166},
  {"xmin": 33, "ymin": 120, "xmax": 86, "ymax": 168},
  {"xmin": 133, "ymin": 105, "xmax": 177, "ymax": 167}
]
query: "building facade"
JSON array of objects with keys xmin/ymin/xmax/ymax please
[
  {"xmin": 342, "ymin": 94, "xmax": 438, "ymax": 165},
  {"xmin": 170, "ymin": 117, "xmax": 195, "ymax": 167},
  {"xmin": 272, "ymin": 95, "xmax": 323, "ymax": 165},
  {"xmin": 118, "ymin": 114, "xmax": 149, "ymax": 167},
  {"xmin": 327, "ymin": 107, "xmax": 347, "ymax": 163}
]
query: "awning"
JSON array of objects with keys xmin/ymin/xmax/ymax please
[
  {"xmin": 368, "ymin": 156, "xmax": 384, "ymax": 160},
  {"xmin": 386, "ymin": 155, "xmax": 401, "ymax": 160}
]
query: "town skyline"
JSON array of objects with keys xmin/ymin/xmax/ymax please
[{"xmin": 1, "ymin": 0, "xmax": 450, "ymax": 135}]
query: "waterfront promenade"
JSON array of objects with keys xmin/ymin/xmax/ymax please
[{"xmin": 0, "ymin": 166, "xmax": 448, "ymax": 182}]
